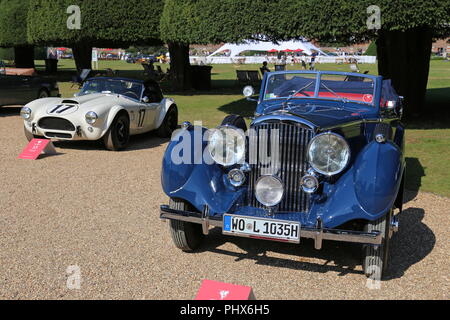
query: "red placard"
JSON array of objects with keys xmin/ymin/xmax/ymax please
[
  {"xmin": 18, "ymin": 139, "xmax": 57, "ymax": 160},
  {"xmin": 195, "ymin": 280, "xmax": 256, "ymax": 300}
]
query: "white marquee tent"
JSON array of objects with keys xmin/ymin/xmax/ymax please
[{"xmin": 208, "ymin": 39, "xmax": 327, "ymax": 57}]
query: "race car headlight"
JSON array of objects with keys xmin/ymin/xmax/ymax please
[
  {"xmin": 255, "ymin": 176, "xmax": 284, "ymax": 207},
  {"xmin": 308, "ymin": 133, "xmax": 350, "ymax": 176},
  {"xmin": 20, "ymin": 107, "xmax": 32, "ymax": 120},
  {"xmin": 207, "ymin": 126, "xmax": 246, "ymax": 167},
  {"xmin": 85, "ymin": 111, "xmax": 98, "ymax": 125}
]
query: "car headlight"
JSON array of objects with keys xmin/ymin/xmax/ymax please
[
  {"xmin": 20, "ymin": 107, "xmax": 32, "ymax": 120},
  {"xmin": 308, "ymin": 133, "xmax": 350, "ymax": 176},
  {"xmin": 255, "ymin": 176, "xmax": 284, "ymax": 207},
  {"xmin": 207, "ymin": 126, "xmax": 246, "ymax": 167},
  {"xmin": 85, "ymin": 111, "xmax": 98, "ymax": 125}
]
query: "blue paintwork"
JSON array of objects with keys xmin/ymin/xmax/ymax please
[{"xmin": 161, "ymin": 71, "xmax": 405, "ymax": 228}]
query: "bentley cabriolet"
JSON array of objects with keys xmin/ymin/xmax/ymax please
[{"xmin": 160, "ymin": 71, "xmax": 405, "ymax": 279}]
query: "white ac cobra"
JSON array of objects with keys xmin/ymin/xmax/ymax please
[{"xmin": 21, "ymin": 77, "xmax": 178, "ymax": 151}]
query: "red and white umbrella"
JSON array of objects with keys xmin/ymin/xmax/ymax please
[{"xmin": 267, "ymin": 49, "xmax": 278, "ymax": 53}]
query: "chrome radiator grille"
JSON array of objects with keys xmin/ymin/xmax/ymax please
[{"xmin": 247, "ymin": 122, "xmax": 313, "ymax": 212}]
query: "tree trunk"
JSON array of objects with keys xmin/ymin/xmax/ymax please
[
  {"xmin": 14, "ymin": 45, "xmax": 35, "ymax": 68},
  {"xmin": 168, "ymin": 42, "xmax": 192, "ymax": 91},
  {"xmin": 376, "ymin": 28, "xmax": 432, "ymax": 117},
  {"xmin": 72, "ymin": 44, "xmax": 93, "ymax": 72}
]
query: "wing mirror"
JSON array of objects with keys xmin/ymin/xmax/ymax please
[
  {"xmin": 142, "ymin": 96, "xmax": 150, "ymax": 103},
  {"xmin": 243, "ymin": 86, "xmax": 257, "ymax": 102}
]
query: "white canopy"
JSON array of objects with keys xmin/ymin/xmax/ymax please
[{"xmin": 208, "ymin": 39, "xmax": 327, "ymax": 57}]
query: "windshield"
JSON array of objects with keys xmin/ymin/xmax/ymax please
[
  {"xmin": 265, "ymin": 72, "xmax": 376, "ymax": 105},
  {"xmin": 79, "ymin": 79, "xmax": 143, "ymax": 101}
]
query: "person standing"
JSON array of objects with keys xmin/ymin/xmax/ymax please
[
  {"xmin": 261, "ymin": 61, "xmax": 271, "ymax": 75},
  {"xmin": 309, "ymin": 50, "xmax": 318, "ymax": 70}
]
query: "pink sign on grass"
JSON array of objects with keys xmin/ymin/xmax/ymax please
[
  {"xmin": 195, "ymin": 279, "xmax": 256, "ymax": 300},
  {"xmin": 18, "ymin": 139, "xmax": 57, "ymax": 160}
]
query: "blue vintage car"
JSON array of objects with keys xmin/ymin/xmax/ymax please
[{"xmin": 160, "ymin": 70, "xmax": 405, "ymax": 280}]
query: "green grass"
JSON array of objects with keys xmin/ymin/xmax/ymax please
[{"xmin": 37, "ymin": 59, "xmax": 450, "ymax": 197}]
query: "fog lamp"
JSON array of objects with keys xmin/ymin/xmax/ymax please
[
  {"xmin": 228, "ymin": 169, "xmax": 246, "ymax": 187},
  {"xmin": 300, "ymin": 174, "xmax": 319, "ymax": 194},
  {"xmin": 255, "ymin": 176, "xmax": 284, "ymax": 207}
]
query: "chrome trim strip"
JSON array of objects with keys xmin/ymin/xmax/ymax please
[{"xmin": 160, "ymin": 206, "xmax": 383, "ymax": 247}]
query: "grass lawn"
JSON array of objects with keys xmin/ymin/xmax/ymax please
[{"xmin": 36, "ymin": 59, "xmax": 450, "ymax": 197}]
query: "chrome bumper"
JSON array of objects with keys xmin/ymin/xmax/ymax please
[{"xmin": 160, "ymin": 205, "xmax": 383, "ymax": 250}]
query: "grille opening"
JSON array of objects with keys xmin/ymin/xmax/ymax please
[
  {"xmin": 247, "ymin": 122, "xmax": 313, "ymax": 213},
  {"xmin": 38, "ymin": 117, "xmax": 76, "ymax": 131},
  {"xmin": 45, "ymin": 132, "xmax": 72, "ymax": 139}
]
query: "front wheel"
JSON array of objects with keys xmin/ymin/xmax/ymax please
[
  {"xmin": 103, "ymin": 113, "xmax": 130, "ymax": 151},
  {"xmin": 168, "ymin": 199, "xmax": 204, "ymax": 252},
  {"xmin": 362, "ymin": 209, "xmax": 392, "ymax": 280}
]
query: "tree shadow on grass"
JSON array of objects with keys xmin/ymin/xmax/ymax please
[
  {"xmin": 405, "ymin": 157, "xmax": 426, "ymax": 203},
  {"xmin": 404, "ymin": 87, "xmax": 450, "ymax": 129},
  {"xmin": 217, "ymin": 97, "xmax": 257, "ymax": 119}
]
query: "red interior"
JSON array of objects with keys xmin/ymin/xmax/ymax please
[{"xmin": 294, "ymin": 91, "xmax": 374, "ymax": 103}]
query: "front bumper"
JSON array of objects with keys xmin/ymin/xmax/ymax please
[{"xmin": 160, "ymin": 205, "xmax": 383, "ymax": 250}]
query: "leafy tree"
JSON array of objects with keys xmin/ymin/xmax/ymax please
[
  {"xmin": 161, "ymin": 0, "xmax": 449, "ymax": 116},
  {"xmin": 0, "ymin": 0, "xmax": 35, "ymax": 68},
  {"xmin": 27, "ymin": 0, "xmax": 164, "ymax": 71}
]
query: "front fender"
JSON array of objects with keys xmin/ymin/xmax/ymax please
[
  {"xmin": 161, "ymin": 126, "xmax": 245, "ymax": 214},
  {"xmin": 354, "ymin": 141, "xmax": 404, "ymax": 214},
  {"xmin": 311, "ymin": 140, "xmax": 404, "ymax": 228},
  {"xmin": 155, "ymin": 98, "xmax": 175, "ymax": 129}
]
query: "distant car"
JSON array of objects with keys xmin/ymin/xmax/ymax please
[
  {"xmin": 160, "ymin": 70, "xmax": 405, "ymax": 280},
  {"xmin": 21, "ymin": 77, "xmax": 178, "ymax": 151},
  {"xmin": 0, "ymin": 71, "xmax": 59, "ymax": 106}
]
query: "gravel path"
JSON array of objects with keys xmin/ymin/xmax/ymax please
[{"xmin": 1, "ymin": 106, "xmax": 449, "ymax": 300}]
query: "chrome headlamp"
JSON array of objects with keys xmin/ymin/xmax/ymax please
[
  {"xmin": 308, "ymin": 132, "xmax": 350, "ymax": 176},
  {"xmin": 207, "ymin": 126, "xmax": 246, "ymax": 167},
  {"xmin": 20, "ymin": 107, "xmax": 32, "ymax": 120},
  {"xmin": 85, "ymin": 111, "xmax": 98, "ymax": 125}
]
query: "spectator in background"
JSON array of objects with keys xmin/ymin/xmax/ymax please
[
  {"xmin": 309, "ymin": 50, "xmax": 318, "ymax": 70},
  {"xmin": 261, "ymin": 61, "xmax": 271, "ymax": 74}
]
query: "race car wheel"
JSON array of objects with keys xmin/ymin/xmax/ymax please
[
  {"xmin": 157, "ymin": 106, "xmax": 178, "ymax": 138},
  {"xmin": 221, "ymin": 114, "xmax": 248, "ymax": 132},
  {"xmin": 104, "ymin": 113, "xmax": 130, "ymax": 151},
  {"xmin": 24, "ymin": 125, "xmax": 44, "ymax": 142},
  {"xmin": 363, "ymin": 209, "xmax": 392, "ymax": 280},
  {"xmin": 168, "ymin": 199, "xmax": 204, "ymax": 252},
  {"xmin": 38, "ymin": 89, "xmax": 49, "ymax": 99}
]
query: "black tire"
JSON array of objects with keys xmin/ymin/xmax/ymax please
[
  {"xmin": 221, "ymin": 114, "xmax": 248, "ymax": 132},
  {"xmin": 38, "ymin": 89, "xmax": 49, "ymax": 99},
  {"xmin": 157, "ymin": 106, "xmax": 178, "ymax": 138},
  {"xmin": 24, "ymin": 125, "xmax": 44, "ymax": 142},
  {"xmin": 168, "ymin": 199, "xmax": 204, "ymax": 252},
  {"xmin": 103, "ymin": 113, "xmax": 130, "ymax": 151},
  {"xmin": 363, "ymin": 209, "xmax": 392, "ymax": 280}
]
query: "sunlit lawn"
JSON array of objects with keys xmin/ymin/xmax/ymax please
[{"xmin": 36, "ymin": 59, "xmax": 450, "ymax": 197}]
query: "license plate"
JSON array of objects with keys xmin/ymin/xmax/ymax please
[{"xmin": 223, "ymin": 215, "xmax": 300, "ymax": 243}]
